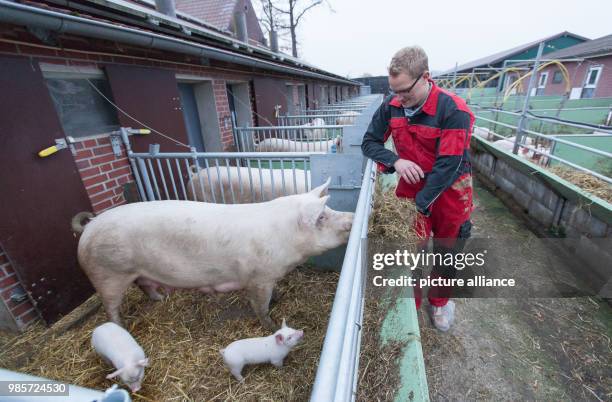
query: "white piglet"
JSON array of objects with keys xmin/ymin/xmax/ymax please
[
  {"xmin": 92, "ymin": 322, "xmax": 149, "ymax": 392},
  {"xmin": 220, "ymin": 319, "xmax": 304, "ymax": 382}
]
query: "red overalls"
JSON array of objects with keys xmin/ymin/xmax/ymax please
[{"xmin": 380, "ymin": 84, "xmax": 475, "ymax": 308}]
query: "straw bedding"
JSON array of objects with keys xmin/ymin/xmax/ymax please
[{"xmin": 0, "ymin": 267, "xmax": 338, "ymax": 401}]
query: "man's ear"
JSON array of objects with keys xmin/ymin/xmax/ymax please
[{"xmin": 309, "ymin": 177, "xmax": 331, "ymax": 198}]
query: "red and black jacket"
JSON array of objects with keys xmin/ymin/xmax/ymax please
[{"xmin": 361, "ymin": 80, "xmax": 474, "ymax": 215}]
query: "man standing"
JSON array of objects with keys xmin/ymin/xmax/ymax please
[{"xmin": 362, "ymin": 46, "xmax": 475, "ymax": 331}]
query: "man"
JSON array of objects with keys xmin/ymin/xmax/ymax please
[{"xmin": 362, "ymin": 46, "xmax": 474, "ymax": 332}]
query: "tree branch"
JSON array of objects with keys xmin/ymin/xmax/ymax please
[
  {"xmin": 295, "ymin": 0, "xmax": 322, "ymax": 25},
  {"xmin": 271, "ymin": 3, "xmax": 289, "ymax": 14}
]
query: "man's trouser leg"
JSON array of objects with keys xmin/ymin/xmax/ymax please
[{"xmin": 422, "ymin": 173, "xmax": 474, "ymax": 307}]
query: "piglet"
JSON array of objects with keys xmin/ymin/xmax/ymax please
[
  {"xmin": 220, "ymin": 318, "xmax": 304, "ymax": 382},
  {"xmin": 91, "ymin": 322, "xmax": 149, "ymax": 392}
]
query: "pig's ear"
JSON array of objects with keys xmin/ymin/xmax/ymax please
[
  {"xmin": 106, "ymin": 368, "xmax": 125, "ymax": 379},
  {"xmin": 309, "ymin": 177, "xmax": 331, "ymax": 198},
  {"xmin": 299, "ymin": 196, "xmax": 329, "ymax": 228},
  {"xmin": 275, "ymin": 334, "xmax": 284, "ymax": 345},
  {"xmin": 281, "ymin": 318, "xmax": 287, "ymax": 328},
  {"xmin": 138, "ymin": 358, "xmax": 149, "ymax": 367}
]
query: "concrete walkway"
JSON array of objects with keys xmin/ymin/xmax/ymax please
[{"xmin": 419, "ymin": 179, "xmax": 611, "ymax": 401}]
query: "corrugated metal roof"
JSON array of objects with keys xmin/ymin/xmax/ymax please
[
  {"xmin": 175, "ymin": 0, "xmax": 237, "ymax": 31},
  {"xmin": 541, "ymin": 34, "xmax": 612, "ymax": 60},
  {"xmin": 436, "ymin": 31, "xmax": 589, "ymax": 76}
]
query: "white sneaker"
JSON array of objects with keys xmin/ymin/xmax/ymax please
[{"xmin": 430, "ymin": 300, "xmax": 455, "ymax": 332}]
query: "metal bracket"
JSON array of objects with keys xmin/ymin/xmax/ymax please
[
  {"xmin": 110, "ymin": 127, "xmax": 151, "ymax": 156},
  {"xmin": 146, "ymin": 16, "xmax": 160, "ymax": 26},
  {"xmin": 110, "ymin": 134, "xmax": 123, "ymax": 157},
  {"xmin": 38, "ymin": 138, "xmax": 69, "ymax": 158}
]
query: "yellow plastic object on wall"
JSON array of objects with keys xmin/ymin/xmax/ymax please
[{"xmin": 38, "ymin": 145, "xmax": 59, "ymax": 157}]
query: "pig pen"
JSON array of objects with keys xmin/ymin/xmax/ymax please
[
  {"xmin": 357, "ymin": 170, "xmax": 611, "ymax": 401},
  {"xmin": 0, "ymin": 267, "xmax": 339, "ymax": 401}
]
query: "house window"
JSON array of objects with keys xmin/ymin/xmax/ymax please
[
  {"xmin": 535, "ymin": 72, "xmax": 548, "ymax": 96},
  {"xmin": 552, "ymin": 70, "xmax": 563, "ymax": 84},
  {"xmin": 45, "ymin": 77, "xmax": 119, "ymax": 138},
  {"xmin": 582, "ymin": 66, "xmax": 602, "ymax": 99},
  {"xmin": 538, "ymin": 72, "xmax": 548, "ymax": 87}
]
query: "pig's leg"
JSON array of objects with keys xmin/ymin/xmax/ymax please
[
  {"xmin": 98, "ymin": 277, "xmax": 132, "ymax": 326},
  {"xmin": 230, "ymin": 366, "xmax": 244, "ymax": 383},
  {"xmin": 270, "ymin": 288, "xmax": 281, "ymax": 304},
  {"xmin": 247, "ymin": 284, "xmax": 276, "ymax": 331},
  {"xmin": 137, "ymin": 283, "xmax": 164, "ymax": 301},
  {"xmin": 271, "ymin": 358, "xmax": 284, "ymax": 368}
]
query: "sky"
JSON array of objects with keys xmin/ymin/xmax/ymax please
[{"xmin": 262, "ymin": 0, "xmax": 612, "ymax": 78}]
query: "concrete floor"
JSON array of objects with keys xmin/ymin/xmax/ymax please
[{"xmin": 418, "ymin": 179, "xmax": 611, "ymax": 401}]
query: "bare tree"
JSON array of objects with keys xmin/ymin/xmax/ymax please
[
  {"xmin": 272, "ymin": 0, "xmax": 326, "ymax": 58},
  {"xmin": 257, "ymin": 0, "xmax": 280, "ymax": 37}
]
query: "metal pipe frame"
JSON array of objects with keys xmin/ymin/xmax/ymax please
[
  {"xmin": 236, "ymin": 125, "xmax": 345, "ymax": 152},
  {"xmin": 310, "ymin": 159, "xmax": 375, "ymax": 402},
  {"xmin": 473, "ymin": 118, "xmax": 612, "ymax": 184},
  {"xmin": 474, "ymin": 107, "xmax": 612, "ymax": 133},
  {"xmin": 128, "ymin": 150, "xmax": 320, "ymax": 202}
]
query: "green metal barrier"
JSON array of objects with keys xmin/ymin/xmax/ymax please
[
  {"xmin": 471, "ymin": 136, "xmax": 612, "ymax": 224},
  {"xmin": 550, "ymin": 135, "xmax": 612, "ymax": 174}
]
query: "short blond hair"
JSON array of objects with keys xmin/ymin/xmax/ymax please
[{"xmin": 388, "ymin": 46, "xmax": 429, "ymax": 78}]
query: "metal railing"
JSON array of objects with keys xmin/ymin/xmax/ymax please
[
  {"xmin": 321, "ymin": 104, "xmax": 368, "ymax": 109},
  {"xmin": 297, "ymin": 108, "xmax": 366, "ymax": 115},
  {"xmin": 128, "ymin": 147, "xmax": 321, "ymax": 204},
  {"xmin": 235, "ymin": 125, "xmax": 346, "ymax": 152},
  {"xmin": 310, "ymin": 158, "xmax": 375, "ymax": 402},
  {"xmin": 277, "ymin": 113, "xmax": 358, "ymax": 126},
  {"xmin": 473, "ymin": 111, "xmax": 612, "ymax": 184}
]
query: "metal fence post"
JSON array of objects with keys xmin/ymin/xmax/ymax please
[
  {"xmin": 119, "ymin": 127, "xmax": 147, "ymax": 202},
  {"xmin": 514, "ymin": 41, "xmax": 545, "ymax": 154}
]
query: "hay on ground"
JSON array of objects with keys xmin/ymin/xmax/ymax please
[
  {"xmin": 357, "ymin": 177, "xmax": 420, "ymax": 401},
  {"xmin": 368, "ymin": 180, "xmax": 421, "ymax": 246},
  {"xmin": 0, "ymin": 267, "xmax": 338, "ymax": 401},
  {"xmin": 548, "ymin": 166, "xmax": 612, "ymax": 203}
]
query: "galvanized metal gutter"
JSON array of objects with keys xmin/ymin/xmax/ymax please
[{"xmin": 0, "ymin": 0, "xmax": 356, "ymax": 85}]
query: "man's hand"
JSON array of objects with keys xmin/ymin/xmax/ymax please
[{"xmin": 393, "ymin": 159, "xmax": 424, "ymax": 184}]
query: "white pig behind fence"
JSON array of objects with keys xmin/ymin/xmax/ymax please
[
  {"xmin": 302, "ymin": 117, "xmax": 326, "ymax": 140},
  {"xmin": 220, "ymin": 318, "xmax": 304, "ymax": 382},
  {"xmin": 91, "ymin": 322, "xmax": 149, "ymax": 392},
  {"xmin": 254, "ymin": 136, "xmax": 341, "ymax": 152},
  {"xmin": 473, "ymin": 126, "xmax": 496, "ymax": 141},
  {"xmin": 186, "ymin": 165, "xmax": 311, "ymax": 203},
  {"xmin": 335, "ymin": 111, "xmax": 359, "ymax": 125},
  {"xmin": 494, "ymin": 136, "xmax": 534, "ymax": 153}
]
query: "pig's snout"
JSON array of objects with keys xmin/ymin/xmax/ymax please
[
  {"xmin": 342, "ymin": 213, "xmax": 354, "ymax": 232},
  {"xmin": 129, "ymin": 384, "xmax": 141, "ymax": 392},
  {"xmin": 297, "ymin": 330, "xmax": 304, "ymax": 340}
]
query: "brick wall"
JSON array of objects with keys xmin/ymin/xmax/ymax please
[
  {"xmin": 212, "ymin": 79, "xmax": 236, "ymax": 151},
  {"xmin": 73, "ymin": 136, "xmax": 133, "ymax": 214},
  {"xmin": 0, "ymin": 248, "xmax": 40, "ymax": 330}
]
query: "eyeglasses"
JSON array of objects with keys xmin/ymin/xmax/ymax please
[{"xmin": 391, "ymin": 75, "xmax": 422, "ymax": 97}]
